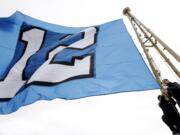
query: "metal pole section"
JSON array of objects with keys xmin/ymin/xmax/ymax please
[
  {"xmin": 123, "ymin": 7, "xmax": 180, "ymax": 62},
  {"xmin": 123, "ymin": 7, "xmax": 180, "ymax": 80},
  {"xmin": 123, "ymin": 9, "xmax": 162, "ymax": 86},
  {"xmin": 131, "ymin": 14, "xmax": 180, "ymax": 78}
]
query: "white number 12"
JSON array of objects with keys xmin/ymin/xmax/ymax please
[{"xmin": 0, "ymin": 27, "xmax": 97, "ymax": 99}]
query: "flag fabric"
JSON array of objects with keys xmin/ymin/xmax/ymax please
[{"xmin": 0, "ymin": 11, "xmax": 159, "ymax": 114}]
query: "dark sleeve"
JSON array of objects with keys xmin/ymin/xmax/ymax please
[
  {"xmin": 167, "ymin": 90, "xmax": 172, "ymax": 97},
  {"xmin": 168, "ymin": 83, "xmax": 180, "ymax": 100},
  {"xmin": 174, "ymin": 82, "xmax": 180, "ymax": 90},
  {"xmin": 169, "ymin": 97, "xmax": 176, "ymax": 106}
]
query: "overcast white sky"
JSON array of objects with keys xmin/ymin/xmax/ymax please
[{"xmin": 0, "ymin": 0, "xmax": 180, "ymax": 135}]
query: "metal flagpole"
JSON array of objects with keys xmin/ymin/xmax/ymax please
[{"xmin": 123, "ymin": 7, "xmax": 180, "ymax": 87}]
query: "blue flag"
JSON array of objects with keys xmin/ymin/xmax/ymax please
[{"xmin": 0, "ymin": 11, "xmax": 159, "ymax": 114}]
